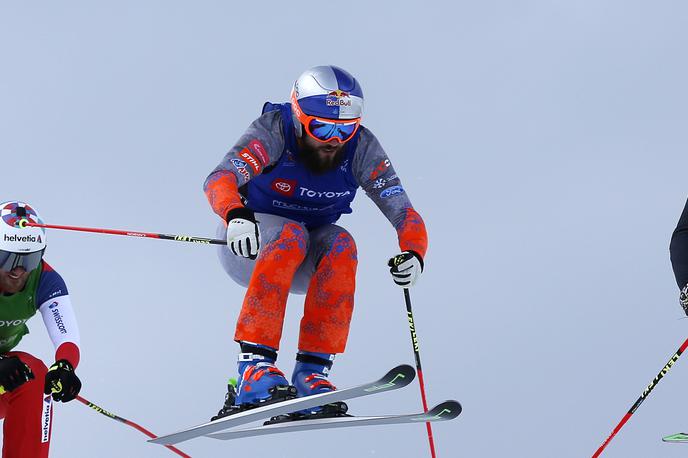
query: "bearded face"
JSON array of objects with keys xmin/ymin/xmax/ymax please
[{"xmin": 296, "ymin": 131, "xmax": 347, "ymax": 174}]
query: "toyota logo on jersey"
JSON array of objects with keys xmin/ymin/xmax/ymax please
[{"xmin": 271, "ymin": 178, "xmax": 297, "ymax": 197}]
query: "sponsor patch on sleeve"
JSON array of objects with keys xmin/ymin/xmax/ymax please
[
  {"xmin": 372, "ymin": 174, "xmax": 398, "ymax": 189},
  {"xmin": 380, "ymin": 185, "xmax": 405, "ymax": 199},
  {"xmin": 248, "ymin": 139, "xmax": 270, "ymax": 166},
  {"xmin": 239, "ymin": 148, "xmax": 263, "ymax": 174},
  {"xmin": 230, "ymin": 158, "xmax": 251, "ymax": 183},
  {"xmin": 370, "ymin": 159, "xmax": 391, "ymax": 180}
]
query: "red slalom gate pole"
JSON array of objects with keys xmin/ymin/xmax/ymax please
[
  {"xmin": 592, "ymin": 336, "xmax": 688, "ymax": 457},
  {"xmin": 21, "ymin": 221, "xmax": 226, "ymax": 246},
  {"xmin": 403, "ymin": 288, "xmax": 438, "ymax": 458},
  {"xmin": 76, "ymin": 396, "xmax": 192, "ymax": 457}
]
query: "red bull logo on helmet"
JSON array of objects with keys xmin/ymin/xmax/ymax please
[{"xmin": 326, "ymin": 90, "xmax": 352, "ymax": 107}]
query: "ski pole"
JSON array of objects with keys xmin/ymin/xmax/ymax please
[
  {"xmin": 76, "ymin": 395, "xmax": 192, "ymax": 458},
  {"xmin": 20, "ymin": 220, "xmax": 226, "ymax": 246},
  {"xmin": 592, "ymin": 336, "xmax": 688, "ymax": 457},
  {"xmin": 403, "ymin": 288, "xmax": 438, "ymax": 458}
]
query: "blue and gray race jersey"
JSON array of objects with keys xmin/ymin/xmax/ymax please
[{"xmin": 205, "ymin": 103, "xmax": 418, "ymax": 236}]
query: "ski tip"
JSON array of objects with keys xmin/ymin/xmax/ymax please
[
  {"xmin": 426, "ymin": 400, "xmax": 462, "ymax": 420},
  {"xmin": 663, "ymin": 433, "xmax": 688, "ymax": 443},
  {"xmin": 383, "ymin": 364, "xmax": 416, "ymax": 385}
]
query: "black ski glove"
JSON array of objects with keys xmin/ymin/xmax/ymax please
[
  {"xmin": 681, "ymin": 284, "xmax": 688, "ymax": 316},
  {"xmin": 0, "ymin": 355, "xmax": 34, "ymax": 393},
  {"xmin": 44, "ymin": 359, "xmax": 81, "ymax": 402}
]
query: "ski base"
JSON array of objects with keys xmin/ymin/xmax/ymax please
[
  {"xmin": 663, "ymin": 432, "xmax": 688, "ymax": 442},
  {"xmin": 150, "ymin": 364, "xmax": 416, "ymax": 445},
  {"xmin": 206, "ymin": 400, "xmax": 462, "ymax": 441}
]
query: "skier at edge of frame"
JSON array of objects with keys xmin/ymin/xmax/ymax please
[
  {"xmin": 203, "ymin": 65, "xmax": 428, "ymax": 420},
  {"xmin": 671, "ymin": 197, "xmax": 688, "ymax": 317},
  {"xmin": 0, "ymin": 201, "xmax": 82, "ymax": 457}
]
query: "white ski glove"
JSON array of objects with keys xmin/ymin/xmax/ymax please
[
  {"xmin": 680, "ymin": 283, "xmax": 688, "ymax": 316},
  {"xmin": 225, "ymin": 208, "xmax": 260, "ymax": 259},
  {"xmin": 387, "ymin": 251, "xmax": 424, "ymax": 288}
]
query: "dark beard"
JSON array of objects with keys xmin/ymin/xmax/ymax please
[{"xmin": 298, "ymin": 143, "xmax": 346, "ymax": 174}]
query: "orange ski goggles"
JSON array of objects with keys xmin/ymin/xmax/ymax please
[{"xmin": 291, "ymin": 93, "xmax": 361, "ymax": 143}]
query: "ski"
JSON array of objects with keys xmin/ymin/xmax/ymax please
[
  {"xmin": 205, "ymin": 400, "xmax": 462, "ymax": 441},
  {"xmin": 663, "ymin": 432, "xmax": 688, "ymax": 443},
  {"xmin": 150, "ymin": 364, "xmax": 416, "ymax": 446}
]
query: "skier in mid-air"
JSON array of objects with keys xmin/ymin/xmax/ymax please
[
  {"xmin": 671, "ymin": 198, "xmax": 688, "ymax": 315},
  {"xmin": 203, "ymin": 65, "xmax": 428, "ymax": 419},
  {"xmin": 0, "ymin": 201, "xmax": 82, "ymax": 458}
]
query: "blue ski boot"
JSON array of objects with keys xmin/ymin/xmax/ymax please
[
  {"xmin": 212, "ymin": 343, "xmax": 296, "ymax": 420},
  {"xmin": 265, "ymin": 351, "xmax": 348, "ymax": 424}
]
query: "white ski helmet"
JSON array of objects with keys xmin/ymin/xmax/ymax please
[
  {"xmin": 290, "ymin": 65, "xmax": 364, "ymax": 140},
  {"xmin": 0, "ymin": 201, "xmax": 47, "ymax": 272}
]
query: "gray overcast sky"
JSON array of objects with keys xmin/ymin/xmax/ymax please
[{"xmin": 1, "ymin": 1, "xmax": 688, "ymax": 457}]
